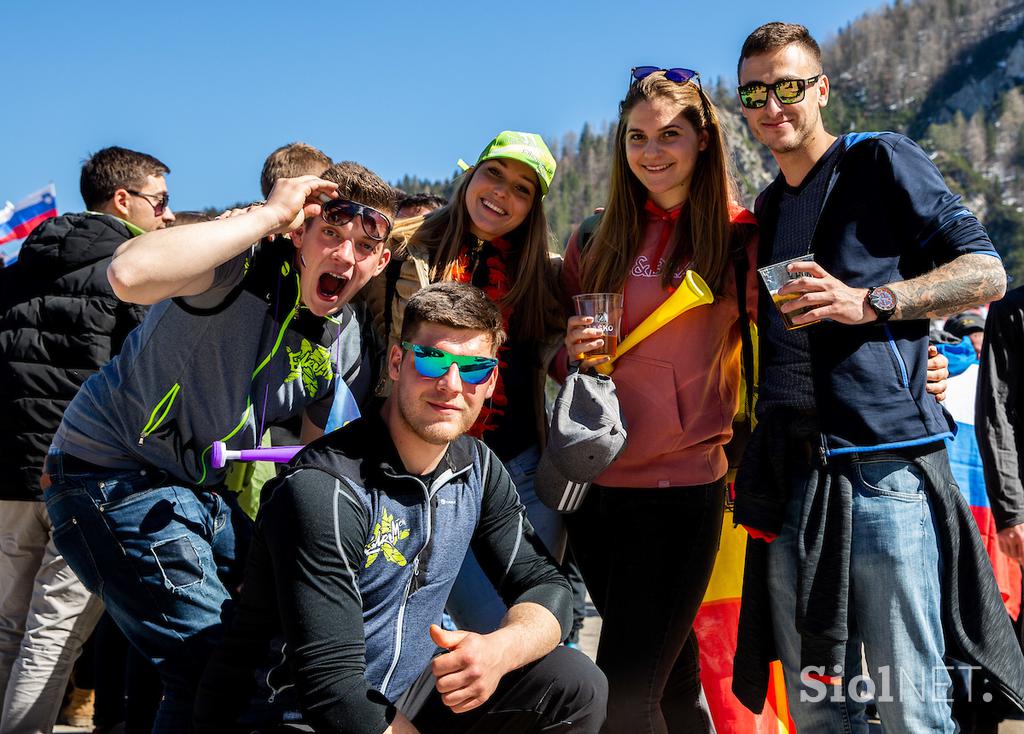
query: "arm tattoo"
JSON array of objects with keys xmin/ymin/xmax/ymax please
[{"xmin": 889, "ymin": 253, "xmax": 1006, "ymax": 320}]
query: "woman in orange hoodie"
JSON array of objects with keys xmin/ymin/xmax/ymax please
[{"xmin": 560, "ymin": 67, "xmax": 758, "ymax": 734}]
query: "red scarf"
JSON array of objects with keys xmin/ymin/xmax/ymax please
[{"xmin": 449, "ymin": 236, "xmax": 513, "ymax": 438}]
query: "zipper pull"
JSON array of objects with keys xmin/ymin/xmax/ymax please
[
  {"xmin": 818, "ymin": 434, "xmax": 829, "ymax": 466},
  {"xmin": 137, "ymin": 434, "xmax": 145, "ymax": 446}
]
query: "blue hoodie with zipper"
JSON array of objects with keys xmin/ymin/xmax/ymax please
[{"xmin": 754, "ymin": 131, "xmax": 1000, "ymax": 456}]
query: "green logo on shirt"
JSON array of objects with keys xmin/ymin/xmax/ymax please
[
  {"xmin": 365, "ymin": 508, "xmax": 411, "ymax": 567},
  {"xmin": 284, "ymin": 338, "xmax": 334, "ymax": 398}
]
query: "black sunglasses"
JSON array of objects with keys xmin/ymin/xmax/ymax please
[
  {"xmin": 126, "ymin": 189, "xmax": 169, "ymax": 215},
  {"xmin": 631, "ymin": 66, "xmax": 703, "ymax": 92},
  {"xmin": 321, "ymin": 198, "xmax": 393, "ymax": 242},
  {"xmin": 737, "ymin": 75, "xmax": 822, "ymax": 109}
]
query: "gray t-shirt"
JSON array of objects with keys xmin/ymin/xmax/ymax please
[{"xmin": 53, "ymin": 237, "xmax": 371, "ymax": 486}]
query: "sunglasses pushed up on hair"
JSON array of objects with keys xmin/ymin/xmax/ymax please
[
  {"xmin": 320, "ymin": 197, "xmax": 393, "ymax": 242},
  {"xmin": 630, "ymin": 66, "xmax": 703, "ymax": 92},
  {"xmin": 401, "ymin": 342, "xmax": 498, "ymax": 384},
  {"xmin": 737, "ymin": 75, "xmax": 822, "ymax": 109}
]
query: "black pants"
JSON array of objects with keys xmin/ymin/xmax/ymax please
[
  {"xmin": 220, "ymin": 646, "xmax": 606, "ymax": 734},
  {"xmin": 397, "ymin": 645, "xmax": 607, "ymax": 733},
  {"xmin": 565, "ymin": 481, "xmax": 725, "ymax": 734}
]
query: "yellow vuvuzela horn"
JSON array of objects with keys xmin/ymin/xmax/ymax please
[{"xmin": 595, "ymin": 270, "xmax": 714, "ymax": 375}]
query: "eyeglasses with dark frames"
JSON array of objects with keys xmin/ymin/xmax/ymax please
[
  {"xmin": 126, "ymin": 189, "xmax": 170, "ymax": 215},
  {"xmin": 737, "ymin": 75, "xmax": 823, "ymax": 109}
]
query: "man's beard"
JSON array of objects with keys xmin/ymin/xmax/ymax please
[
  {"xmin": 396, "ymin": 390, "xmax": 474, "ymax": 446},
  {"xmin": 759, "ymin": 112, "xmax": 819, "ymax": 156}
]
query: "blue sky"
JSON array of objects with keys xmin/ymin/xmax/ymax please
[{"xmin": 0, "ymin": 0, "xmax": 887, "ymax": 214}]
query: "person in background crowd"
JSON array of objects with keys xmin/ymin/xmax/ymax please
[
  {"xmin": 170, "ymin": 210, "xmax": 213, "ymax": 226},
  {"xmin": 732, "ymin": 21, "xmax": 1020, "ymax": 733},
  {"xmin": 369, "ymin": 131, "xmax": 583, "ymax": 640},
  {"xmin": 195, "ymin": 281, "xmax": 607, "ymax": 734},
  {"xmin": 260, "ymin": 141, "xmax": 333, "ymax": 200},
  {"xmin": 42, "ymin": 163, "xmax": 391, "ymax": 732},
  {"xmin": 396, "ymin": 193, "xmax": 448, "ymax": 220},
  {"xmin": 978, "ymin": 285, "xmax": 1024, "ymax": 566},
  {"xmin": 560, "ymin": 64, "xmax": 759, "ymax": 733},
  {"xmin": 945, "ymin": 311, "xmax": 987, "ymax": 360},
  {"xmin": 0, "ymin": 145, "xmax": 173, "ymax": 734},
  {"xmin": 930, "ymin": 322, "xmax": 1020, "ymax": 734}
]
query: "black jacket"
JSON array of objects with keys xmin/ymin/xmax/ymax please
[
  {"xmin": 0, "ymin": 213, "xmax": 145, "ymax": 500},
  {"xmin": 733, "ymin": 418, "xmax": 1024, "ymax": 714},
  {"xmin": 196, "ymin": 411, "xmax": 571, "ymax": 734},
  {"xmin": 977, "ymin": 285, "xmax": 1024, "ymax": 530}
]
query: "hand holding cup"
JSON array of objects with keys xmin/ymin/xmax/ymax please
[{"xmin": 565, "ymin": 293, "xmax": 623, "ymax": 370}]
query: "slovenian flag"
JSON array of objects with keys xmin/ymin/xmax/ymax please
[
  {"xmin": 0, "ymin": 185, "xmax": 58, "ymax": 260},
  {"xmin": 939, "ymin": 337, "xmax": 1021, "ymax": 620}
]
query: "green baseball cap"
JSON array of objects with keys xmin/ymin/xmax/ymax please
[{"xmin": 458, "ymin": 131, "xmax": 557, "ymax": 196}]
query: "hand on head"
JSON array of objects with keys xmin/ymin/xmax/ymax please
[{"xmin": 263, "ymin": 175, "xmax": 339, "ymax": 235}]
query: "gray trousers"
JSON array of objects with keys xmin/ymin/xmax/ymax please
[{"xmin": 0, "ymin": 499, "xmax": 103, "ymax": 734}]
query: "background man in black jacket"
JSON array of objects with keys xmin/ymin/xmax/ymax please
[
  {"xmin": 978, "ymin": 286, "xmax": 1024, "ymax": 565},
  {"xmin": 0, "ymin": 145, "xmax": 173, "ymax": 734}
]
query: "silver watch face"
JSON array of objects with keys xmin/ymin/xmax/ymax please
[{"xmin": 870, "ymin": 287, "xmax": 897, "ymax": 312}]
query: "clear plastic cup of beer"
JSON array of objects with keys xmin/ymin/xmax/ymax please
[
  {"xmin": 573, "ymin": 293, "xmax": 624, "ymax": 359},
  {"xmin": 758, "ymin": 254, "xmax": 820, "ymax": 330}
]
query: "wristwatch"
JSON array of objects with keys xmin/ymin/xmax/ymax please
[{"xmin": 866, "ymin": 286, "xmax": 897, "ymax": 322}]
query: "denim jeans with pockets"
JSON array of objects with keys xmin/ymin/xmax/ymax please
[
  {"xmin": 44, "ymin": 450, "xmax": 237, "ymax": 734},
  {"xmin": 768, "ymin": 453, "xmax": 953, "ymax": 733}
]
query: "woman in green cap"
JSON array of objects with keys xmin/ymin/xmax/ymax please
[{"xmin": 367, "ymin": 130, "xmax": 577, "ymax": 635}]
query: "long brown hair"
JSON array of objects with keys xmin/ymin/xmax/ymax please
[
  {"xmin": 581, "ymin": 71, "xmax": 736, "ymax": 296},
  {"xmin": 388, "ymin": 167, "xmax": 564, "ymax": 342}
]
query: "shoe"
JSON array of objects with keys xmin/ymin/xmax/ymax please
[{"xmin": 60, "ymin": 686, "xmax": 95, "ymax": 728}]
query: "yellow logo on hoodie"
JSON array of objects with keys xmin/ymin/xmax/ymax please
[{"xmin": 364, "ymin": 508, "xmax": 411, "ymax": 567}]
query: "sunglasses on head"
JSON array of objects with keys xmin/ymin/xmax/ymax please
[
  {"xmin": 737, "ymin": 75, "xmax": 822, "ymax": 109},
  {"xmin": 631, "ymin": 66, "xmax": 703, "ymax": 91},
  {"xmin": 321, "ymin": 198, "xmax": 393, "ymax": 242},
  {"xmin": 401, "ymin": 341, "xmax": 498, "ymax": 384}
]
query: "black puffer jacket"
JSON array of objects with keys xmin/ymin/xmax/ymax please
[{"xmin": 0, "ymin": 213, "xmax": 146, "ymax": 500}]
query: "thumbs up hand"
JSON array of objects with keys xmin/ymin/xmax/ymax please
[{"xmin": 429, "ymin": 623, "xmax": 508, "ymax": 713}]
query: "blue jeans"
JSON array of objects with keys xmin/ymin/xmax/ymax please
[
  {"xmin": 43, "ymin": 451, "xmax": 237, "ymax": 734},
  {"xmin": 768, "ymin": 453, "xmax": 954, "ymax": 733},
  {"xmin": 446, "ymin": 445, "xmax": 565, "ymax": 633}
]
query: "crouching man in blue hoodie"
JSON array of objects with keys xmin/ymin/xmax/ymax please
[{"xmin": 195, "ymin": 281, "xmax": 607, "ymax": 734}]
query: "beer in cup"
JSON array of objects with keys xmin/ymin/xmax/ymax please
[
  {"xmin": 758, "ymin": 254, "xmax": 821, "ymax": 330},
  {"xmin": 573, "ymin": 293, "xmax": 624, "ymax": 360}
]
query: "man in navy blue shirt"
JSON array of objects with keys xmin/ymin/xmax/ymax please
[{"xmin": 732, "ymin": 21, "xmax": 1022, "ymax": 734}]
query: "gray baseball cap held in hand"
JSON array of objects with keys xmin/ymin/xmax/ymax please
[{"xmin": 536, "ymin": 371, "xmax": 628, "ymax": 513}]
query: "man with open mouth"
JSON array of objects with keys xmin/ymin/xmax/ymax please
[{"xmin": 40, "ymin": 160, "xmax": 396, "ymax": 732}]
